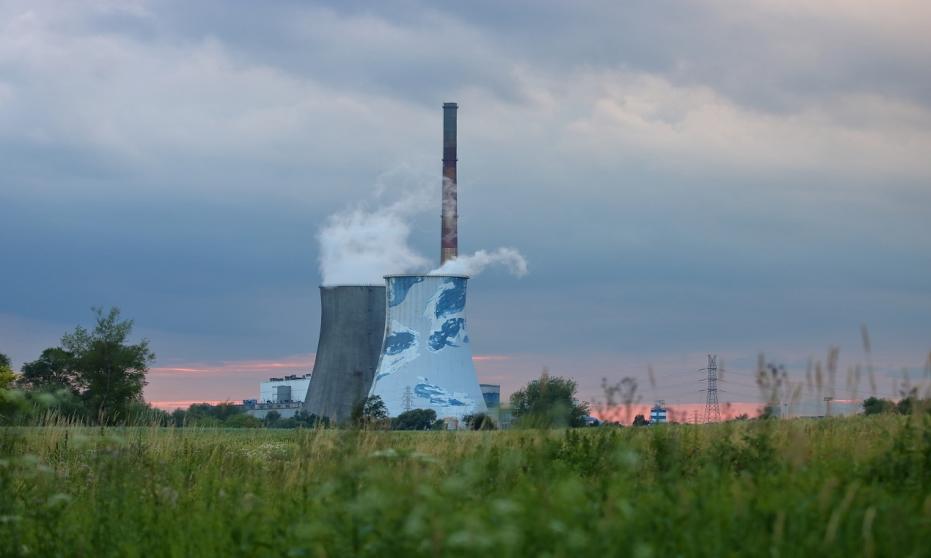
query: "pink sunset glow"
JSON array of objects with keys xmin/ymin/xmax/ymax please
[
  {"xmin": 144, "ymin": 354, "xmax": 315, "ymax": 409},
  {"xmin": 591, "ymin": 402, "xmax": 765, "ymax": 424},
  {"xmin": 145, "ymin": 354, "xmax": 515, "ymax": 411}
]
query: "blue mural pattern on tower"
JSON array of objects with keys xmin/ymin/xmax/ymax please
[
  {"xmin": 425, "ymin": 278, "xmax": 469, "ymax": 353},
  {"xmin": 369, "ymin": 275, "xmax": 486, "ymax": 421},
  {"xmin": 374, "ymin": 321, "xmax": 419, "ymax": 382},
  {"xmin": 414, "ymin": 377, "xmax": 469, "ymax": 407},
  {"xmin": 388, "ymin": 276, "xmax": 423, "ymax": 307},
  {"xmin": 434, "ymin": 278, "xmax": 466, "ymax": 318},
  {"xmin": 429, "ymin": 317, "xmax": 465, "ymax": 351}
]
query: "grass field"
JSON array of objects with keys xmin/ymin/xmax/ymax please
[{"xmin": 2, "ymin": 416, "xmax": 930, "ymax": 557}]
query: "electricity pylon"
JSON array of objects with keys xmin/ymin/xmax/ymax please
[{"xmin": 702, "ymin": 354, "xmax": 721, "ymax": 423}]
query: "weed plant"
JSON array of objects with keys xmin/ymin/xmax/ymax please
[{"xmin": 1, "ymin": 416, "xmax": 930, "ymax": 557}]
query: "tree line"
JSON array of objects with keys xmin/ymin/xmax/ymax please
[
  {"xmin": 1, "ymin": 307, "xmax": 159, "ymax": 425},
  {"xmin": 3, "ymin": 307, "xmax": 593, "ymax": 429},
  {"xmin": 862, "ymin": 392, "xmax": 931, "ymax": 416}
]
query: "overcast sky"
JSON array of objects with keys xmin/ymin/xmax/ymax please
[{"xmin": 1, "ymin": 0, "xmax": 929, "ymax": 411}]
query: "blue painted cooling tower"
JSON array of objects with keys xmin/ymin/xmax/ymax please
[{"xmin": 368, "ymin": 274, "xmax": 488, "ymax": 420}]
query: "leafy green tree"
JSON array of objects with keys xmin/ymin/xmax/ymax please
[
  {"xmin": 632, "ymin": 414, "xmax": 649, "ymax": 426},
  {"xmin": 124, "ymin": 400, "xmax": 170, "ymax": 426},
  {"xmin": 510, "ymin": 372, "xmax": 590, "ymax": 428},
  {"xmin": 896, "ymin": 396, "xmax": 915, "ymax": 415},
  {"xmin": 463, "ymin": 412, "xmax": 496, "ymax": 430},
  {"xmin": 0, "ymin": 353, "xmax": 15, "ymax": 390},
  {"xmin": 293, "ymin": 411, "xmax": 329, "ymax": 428},
  {"xmin": 759, "ymin": 405, "xmax": 779, "ymax": 420},
  {"xmin": 264, "ymin": 410, "xmax": 282, "ymax": 426},
  {"xmin": 61, "ymin": 307, "xmax": 155, "ymax": 423},
  {"xmin": 170, "ymin": 408, "xmax": 188, "ymax": 426},
  {"xmin": 180, "ymin": 402, "xmax": 244, "ymax": 426},
  {"xmin": 392, "ymin": 408, "xmax": 439, "ymax": 430},
  {"xmin": 18, "ymin": 348, "xmax": 80, "ymax": 392},
  {"xmin": 863, "ymin": 396, "xmax": 896, "ymax": 415},
  {"xmin": 351, "ymin": 395, "xmax": 388, "ymax": 428},
  {"xmin": 226, "ymin": 414, "xmax": 262, "ymax": 428}
]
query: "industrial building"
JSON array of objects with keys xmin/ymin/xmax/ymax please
[
  {"xmin": 480, "ymin": 384, "xmax": 501, "ymax": 408},
  {"xmin": 650, "ymin": 400, "xmax": 668, "ymax": 424},
  {"xmin": 299, "ymin": 101, "xmax": 495, "ymax": 425},
  {"xmin": 302, "ymin": 285, "xmax": 386, "ymax": 424},
  {"xmin": 366, "ymin": 102, "xmax": 486, "ymax": 421},
  {"xmin": 244, "ymin": 374, "xmax": 311, "ymax": 419},
  {"xmin": 368, "ymin": 274, "xmax": 488, "ymax": 421},
  {"xmin": 261, "ymin": 374, "xmax": 311, "ymax": 404}
]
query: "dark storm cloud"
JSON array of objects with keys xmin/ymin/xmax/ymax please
[
  {"xmin": 66, "ymin": 0, "xmax": 931, "ymax": 113},
  {"xmin": 0, "ymin": 0, "xmax": 929, "ymax": 404}
]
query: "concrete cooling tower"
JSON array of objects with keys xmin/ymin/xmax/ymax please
[
  {"xmin": 368, "ymin": 274, "xmax": 487, "ymax": 420},
  {"xmin": 303, "ymin": 285, "xmax": 386, "ymax": 424}
]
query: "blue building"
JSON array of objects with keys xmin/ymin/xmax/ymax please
[
  {"xmin": 650, "ymin": 401, "xmax": 668, "ymax": 424},
  {"xmin": 480, "ymin": 384, "xmax": 501, "ymax": 408}
]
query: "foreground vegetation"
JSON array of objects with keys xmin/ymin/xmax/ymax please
[{"xmin": 2, "ymin": 415, "xmax": 930, "ymax": 557}]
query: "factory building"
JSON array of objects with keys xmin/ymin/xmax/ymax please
[
  {"xmin": 367, "ymin": 104, "xmax": 488, "ymax": 422},
  {"xmin": 650, "ymin": 401, "xmax": 668, "ymax": 424},
  {"xmin": 368, "ymin": 275, "xmax": 488, "ymax": 421},
  {"xmin": 302, "ymin": 285, "xmax": 386, "ymax": 424},
  {"xmin": 244, "ymin": 374, "xmax": 311, "ymax": 419},
  {"xmin": 301, "ymin": 101, "xmax": 495, "ymax": 426},
  {"xmin": 480, "ymin": 384, "xmax": 501, "ymax": 408},
  {"xmin": 261, "ymin": 374, "xmax": 311, "ymax": 404}
]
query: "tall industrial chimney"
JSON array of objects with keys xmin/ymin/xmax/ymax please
[{"xmin": 441, "ymin": 102, "xmax": 458, "ymax": 265}]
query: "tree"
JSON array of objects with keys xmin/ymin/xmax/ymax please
[
  {"xmin": 392, "ymin": 408, "xmax": 438, "ymax": 430},
  {"xmin": 351, "ymin": 395, "xmax": 388, "ymax": 428},
  {"xmin": 0, "ymin": 353, "xmax": 15, "ymax": 390},
  {"xmin": 758, "ymin": 405, "xmax": 779, "ymax": 420},
  {"xmin": 510, "ymin": 371, "xmax": 590, "ymax": 428},
  {"xmin": 632, "ymin": 414, "xmax": 649, "ymax": 427},
  {"xmin": 18, "ymin": 348, "xmax": 80, "ymax": 392},
  {"xmin": 264, "ymin": 411, "xmax": 282, "ymax": 426},
  {"xmin": 62, "ymin": 307, "xmax": 155, "ymax": 423},
  {"xmin": 896, "ymin": 396, "xmax": 915, "ymax": 415},
  {"xmin": 170, "ymin": 408, "xmax": 188, "ymax": 427},
  {"xmin": 226, "ymin": 414, "xmax": 262, "ymax": 428},
  {"xmin": 463, "ymin": 412, "xmax": 496, "ymax": 430},
  {"xmin": 863, "ymin": 396, "xmax": 896, "ymax": 415},
  {"xmin": 293, "ymin": 411, "xmax": 329, "ymax": 428},
  {"xmin": 124, "ymin": 400, "xmax": 170, "ymax": 426}
]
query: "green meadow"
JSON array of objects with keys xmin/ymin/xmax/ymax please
[{"xmin": 2, "ymin": 416, "xmax": 930, "ymax": 557}]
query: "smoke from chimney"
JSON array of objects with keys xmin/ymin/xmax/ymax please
[
  {"xmin": 315, "ymin": 105, "xmax": 528, "ymax": 284},
  {"xmin": 317, "ymin": 177, "xmax": 431, "ymax": 286},
  {"xmin": 429, "ymin": 248, "xmax": 527, "ymax": 277}
]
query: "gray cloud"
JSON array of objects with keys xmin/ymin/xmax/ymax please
[{"xmin": 0, "ymin": 0, "xmax": 928, "ymax": 404}]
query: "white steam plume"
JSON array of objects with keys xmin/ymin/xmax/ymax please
[
  {"xmin": 317, "ymin": 188, "xmax": 431, "ymax": 285},
  {"xmin": 317, "ymin": 167, "xmax": 528, "ymax": 284},
  {"xmin": 430, "ymin": 248, "xmax": 528, "ymax": 277}
]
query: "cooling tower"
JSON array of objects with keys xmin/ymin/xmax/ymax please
[
  {"xmin": 368, "ymin": 274, "xmax": 487, "ymax": 420},
  {"xmin": 303, "ymin": 285, "xmax": 386, "ymax": 424}
]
